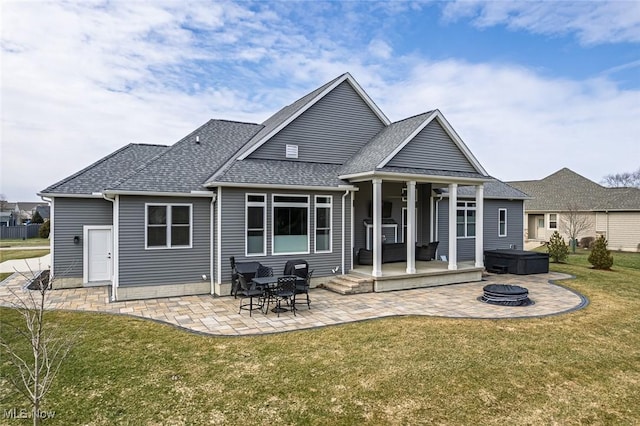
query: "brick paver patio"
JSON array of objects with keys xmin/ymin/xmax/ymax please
[{"xmin": 0, "ymin": 272, "xmax": 586, "ymax": 336}]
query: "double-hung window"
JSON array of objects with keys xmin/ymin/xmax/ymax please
[
  {"xmin": 548, "ymin": 213, "xmax": 558, "ymax": 229},
  {"xmin": 315, "ymin": 195, "xmax": 332, "ymax": 253},
  {"xmin": 246, "ymin": 194, "xmax": 266, "ymax": 256},
  {"xmin": 273, "ymin": 195, "xmax": 309, "ymax": 254},
  {"xmin": 146, "ymin": 204, "xmax": 191, "ymax": 249},
  {"xmin": 498, "ymin": 208, "xmax": 507, "ymax": 237},
  {"xmin": 456, "ymin": 201, "xmax": 476, "ymax": 238}
]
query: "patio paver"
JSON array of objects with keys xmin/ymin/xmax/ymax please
[{"xmin": 0, "ymin": 272, "xmax": 586, "ymax": 336}]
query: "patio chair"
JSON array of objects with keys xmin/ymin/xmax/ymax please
[
  {"xmin": 237, "ymin": 273, "xmax": 264, "ymax": 317},
  {"xmin": 271, "ymin": 275, "xmax": 297, "ymax": 317},
  {"xmin": 294, "ymin": 269, "xmax": 313, "ymax": 310}
]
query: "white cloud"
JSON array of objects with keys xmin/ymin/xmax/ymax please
[
  {"xmin": 1, "ymin": 1, "xmax": 638, "ymax": 200},
  {"xmin": 442, "ymin": 0, "xmax": 640, "ymax": 45}
]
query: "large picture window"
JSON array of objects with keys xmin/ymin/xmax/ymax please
[
  {"xmin": 498, "ymin": 208, "xmax": 507, "ymax": 237},
  {"xmin": 456, "ymin": 201, "xmax": 476, "ymax": 238},
  {"xmin": 315, "ymin": 195, "xmax": 332, "ymax": 253},
  {"xmin": 246, "ymin": 194, "xmax": 266, "ymax": 256},
  {"xmin": 273, "ymin": 195, "xmax": 309, "ymax": 254},
  {"xmin": 146, "ymin": 204, "xmax": 191, "ymax": 249}
]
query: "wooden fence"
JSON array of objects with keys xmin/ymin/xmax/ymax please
[{"xmin": 0, "ymin": 224, "xmax": 42, "ymax": 239}]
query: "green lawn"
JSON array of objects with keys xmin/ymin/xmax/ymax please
[
  {"xmin": 0, "ymin": 237, "xmax": 50, "ymax": 248},
  {"xmin": 0, "ymin": 249, "xmax": 50, "ymax": 262},
  {"xmin": 1, "ymin": 254, "xmax": 639, "ymax": 424}
]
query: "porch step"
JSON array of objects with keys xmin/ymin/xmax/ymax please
[{"xmin": 323, "ymin": 274, "xmax": 374, "ymax": 295}]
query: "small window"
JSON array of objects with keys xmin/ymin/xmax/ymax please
[
  {"xmin": 315, "ymin": 195, "xmax": 332, "ymax": 253},
  {"xmin": 146, "ymin": 204, "xmax": 192, "ymax": 249},
  {"xmin": 549, "ymin": 213, "xmax": 558, "ymax": 229},
  {"xmin": 456, "ymin": 201, "xmax": 476, "ymax": 238},
  {"xmin": 498, "ymin": 208, "xmax": 507, "ymax": 237},
  {"xmin": 246, "ymin": 194, "xmax": 266, "ymax": 256}
]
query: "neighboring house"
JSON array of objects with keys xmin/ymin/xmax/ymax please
[
  {"xmin": 40, "ymin": 73, "xmax": 527, "ymax": 301},
  {"xmin": 1, "ymin": 202, "xmax": 49, "ymax": 225},
  {"xmin": 508, "ymin": 168, "xmax": 640, "ymax": 252}
]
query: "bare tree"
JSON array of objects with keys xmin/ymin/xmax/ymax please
[
  {"xmin": 0, "ymin": 268, "xmax": 76, "ymax": 425},
  {"xmin": 601, "ymin": 167, "xmax": 640, "ymax": 188},
  {"xmin": 560, "ymin": 203, "xmax": 593, "ymax": 253}
]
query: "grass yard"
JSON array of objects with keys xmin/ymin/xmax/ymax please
[
  {"xmin": 0, "ymin": 272, "xmax": 12, "ymax": 281},
  {"xmin": 0, "ymin": 249, "xmax": 50, "ymax": 262},
  {"xmin": 1, "ymin": 254, "xmax": 639, "ymax": 424},
  {"xmin": 0, "ymin": 237, "xmax": 50, "ymax": 248}
]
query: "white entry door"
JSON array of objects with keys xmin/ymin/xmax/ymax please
[{"xmin": 86, "ymin": 227, "xmax": 112, "ymax": 282}]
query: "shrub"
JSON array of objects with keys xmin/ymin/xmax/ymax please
[
  {"xmin": 579, "ymin": 236, "xmax": 595, "ymax": 249},
  {"xmin": 588, "ymin": 235, "xmax": 614, "ymax": 270},
  {"xmin": 547, "ymin": 231, "xmax": 569, "ymax": 263},
  {"xmin": 39, "ymin": 220, "xmax": 50, "ymax": 239},
  {"xmin": 31, "ymin": 210, "xmax": 44, "ymax": 224}
]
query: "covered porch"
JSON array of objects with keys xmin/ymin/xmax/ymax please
[{"xmin": 344, "ymin": 173, "xmax": 490, "ymax": 292}]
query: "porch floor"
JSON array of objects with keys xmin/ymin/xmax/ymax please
[{"xmin": 351, "ymin": 260, "xmax": 484, "ymax": 292}]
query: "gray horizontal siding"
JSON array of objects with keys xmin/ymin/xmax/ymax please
[
  {"xmin": 248, "ymin": 81, "xmax": 385, "ymax": 164},
  {"xmin": 483, "ymin": 200, "xmax": 524, "ymax": 250},
  {"xmin": 436, "ymin": 198, "xmax": 524, "ymax": 261},
  {"xmin": 53, "ymin": 198, "xmax": 113, "ymax": 278},
  {"xmin": 118, "ymin": 196, "xmax": 211, "ymax": 287},
  {"xmin": 220, "ymin": 187, "xmax": 351, "ymax": 283},
  {"xmin": 387, "ymin": 120, "xmax": 477, "ymax": 172}
]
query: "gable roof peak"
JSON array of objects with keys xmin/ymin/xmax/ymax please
[{"xmin": 236, "ymin": 72, "xmax": 390, "ymax": 160}]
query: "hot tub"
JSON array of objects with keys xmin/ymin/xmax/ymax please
[{"xmin": 484, "ymin": 249, "xmax": 549, "ymax": 275}]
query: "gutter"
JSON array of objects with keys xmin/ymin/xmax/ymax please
[{"xmin": 102, "ymin": 193, "xmax": 118, "ymax": 302}]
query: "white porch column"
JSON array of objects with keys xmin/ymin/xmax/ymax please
[
  {"xmin": 475, "ymin": 184, "xmax": 484, "ymax": 268},
  {"xmin": 372, "ymin": 179, "xmax": 383, "ymax": 277},
  {"xmin": 406, "ymin": 181, "xmax": 416, "ymax": 273},
  {"xmin": 448, "ymin": 183, "xmax": 458, "ymax": 270}
]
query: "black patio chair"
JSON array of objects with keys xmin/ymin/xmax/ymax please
[
  {"xmin": 294, "ymin": 269, "xmax": 313, "ymax": 310},
  {"xmin": 271, "ymin": 276, "xmax": 297, "ymax": 317},
  {"xmin": 237, "ymin": 273, "xmax": 264, "ymax": 317}
]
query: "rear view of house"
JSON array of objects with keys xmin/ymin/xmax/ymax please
[{"xmin": 40, "ymin": 73, "xmax": 527, "ymax": 301}]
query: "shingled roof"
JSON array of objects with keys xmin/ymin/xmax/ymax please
[
  {"xmin": 40, "ymin": 143, "xmax": 168, "ymax": 195},
  {"xmin": 111, "ymin": 120, "xmax": 262, "ymax": 193},
  {"xmin": 507, "ymin": 168, "xmax": 640, "ymax": 211}
]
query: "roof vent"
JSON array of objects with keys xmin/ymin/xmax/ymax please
[
  {"xmin": 195, "ymin": 135, "xmax": 200, "ymax": 144},
  {"xmin": 286, "ymin": 144, "xmax": 298, "ymax": 159}
]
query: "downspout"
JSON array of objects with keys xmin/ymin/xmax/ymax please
[
  {"xmin": 210, "ymin": 192, "xmax": 217, "ymax": 295},
  {"xmin": 40, "ymin": 196, "xmax": 53, "ymax": 278},
  {"xmin": 341, "ymin": 189, "xmax": 351, "ymax": 275},
  {"xmin": 102, "ymin": 193, "xmax": 117, "ymax": 302}
]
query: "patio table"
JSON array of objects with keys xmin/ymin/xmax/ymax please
[{"xmin": 252, "ymin": 275, "xmax": 299, "ymax": 314}]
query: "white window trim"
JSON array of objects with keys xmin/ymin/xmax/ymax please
[
  {"xmin": 498, "ymin": 208, "xmax": 507, "ymax": 237},
  {"xmin": 245, "ymin": 193, "xmax": 267, "ymax": 257},
  {"xmin": 145, "ymin": 203, "xmax": 193, "ymax": 250},
  {"xmin": 456, "ymin": 201, "xmax": 476, "ymax": 239},
  {"xmin": 548, "ymin": 213, "xmax": 558, "ymax": 230},
  {"xmin": 272, "ymin": 194, "xmax": 310, "ymax": 255},
  {"xmin": 314, "ymin": 195, "xmax": 333, "ymax": 253}
]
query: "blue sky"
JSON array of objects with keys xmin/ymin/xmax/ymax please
[{"xmin": 1, "ymin": 0, "xmax": 639, "ymax": 200}]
